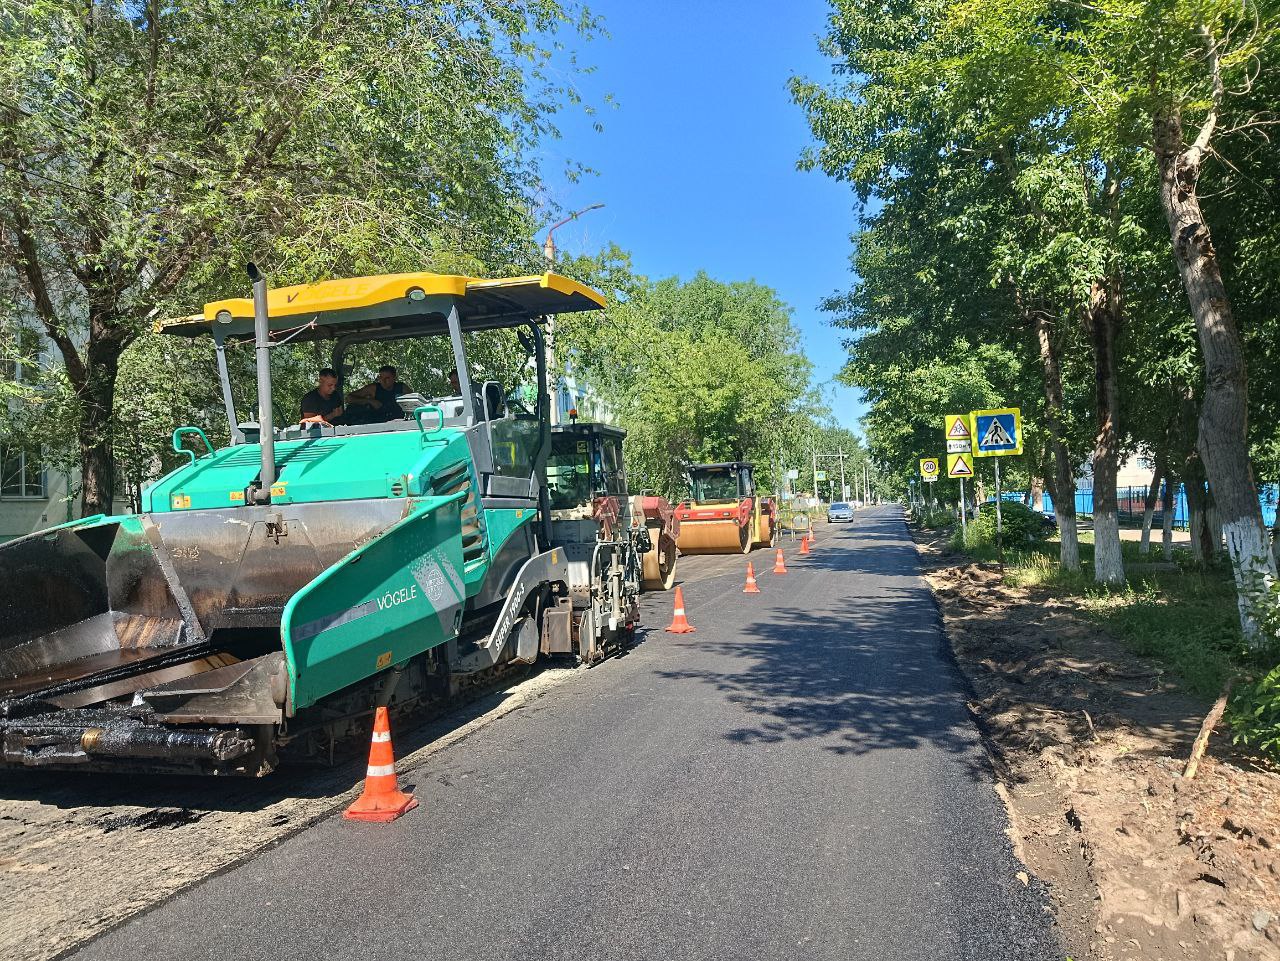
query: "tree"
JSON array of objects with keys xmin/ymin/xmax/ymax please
[
  {"xmin": 0, "ymin": 0, "xmax": 598, "ymax": 515},
  {"xmin": 560, "ymin": 271, "xmax": 815, "ymax": 499}
]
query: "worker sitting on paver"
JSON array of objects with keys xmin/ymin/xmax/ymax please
[
  {"xmin": 299, "ymin": 368, "xmax": 345, "ymax": 426},
  {"xmin": 345, "ymin": 365, "xmax": 410, "ymax": 423}
]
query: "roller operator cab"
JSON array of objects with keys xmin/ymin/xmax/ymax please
[
  {"xmin": 0, "ymin": 271, "xmax": 627, "ymax": 776},
  {"xmin": 674, "ymin": 462, "xmax": 777, "ymax": 555},
  {"xmin": 547, "ymin": 423, "xmax": 679, "ymax": 596}
]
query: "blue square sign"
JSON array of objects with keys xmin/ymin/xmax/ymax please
[{"xmin": 970, "ymin": 408, "xmax": 1022, "ymax": 457}]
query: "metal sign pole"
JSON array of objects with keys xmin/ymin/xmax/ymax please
[
  {"xmin": 959, "ymin": 477, "xmax": 967, "ymax": 542},
  {"xmin": 994, "ymin": 458, "xmax": 1004, "ymax": 572}
]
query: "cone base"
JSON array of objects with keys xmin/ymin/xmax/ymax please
[
  {"xmin": 664, "ymin": 624, "xmax": 697, "ymax": 634},
  {"xmin": 743, "ymin": 585, "xmax": 760, "ymax": 594},
  {"xmin": 344, "ymin": 792, "xmax": 419, "ymax": 823}
]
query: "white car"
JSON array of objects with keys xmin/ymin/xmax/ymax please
[{"xmin": 827, "ymin": 502, "xmax": 854, "ymax": 522}]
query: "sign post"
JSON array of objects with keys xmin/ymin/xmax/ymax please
[
  {"xmin": 946, "ymin": 451, "xmax": 973, "ymax": 541},
  {"xmin": 943, "ymin": 415, "xmax": 974, "ymax": 541},
  {"xmin": 970, "ymin": 407, "xmax": 1023, "ymax": 569}
]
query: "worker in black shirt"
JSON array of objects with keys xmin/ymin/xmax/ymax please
[
  {"xmin": 346, "ymin": 365, "xmax": 409, "ymax": 423},
  {"xmin": 299, "ymin": 368, "xmax": 344, "ymax": 425}
]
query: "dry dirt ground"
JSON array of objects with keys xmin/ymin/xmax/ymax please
[
  {"xmin": 0, "ymin": 666, "xmax": 578, "ymax": 961},
  {"xmin": 913, "ymin": 529, "xmax": 1280, "ymax": 961}
]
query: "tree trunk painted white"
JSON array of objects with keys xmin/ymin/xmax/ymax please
[
  {"xmin": 1139, "ymin": 458, "xmax": 1165, "ymax": 555},
  {"xmin": 1086, "ymin": 280, "xmax": 1124, "ymax": 586},
  {"xmin": 1032, "ymin": 310, "xmax": 1080, "ymax": 572},
  {"xmin": 1094, "ymin": 509, "xmax": 1124, "ymax": 585},
  {"xmin": 1154, "ymin": 106, "xmax": 1278, "ymax": 641}
]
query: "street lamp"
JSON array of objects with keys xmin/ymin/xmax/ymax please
[
  {"xmin": 541, "ymin": 203, "xmax": 604, "ymax": 426},
  {"xmin": 543, "ymin": 203, "xmax": 606, "ymax": 266}
]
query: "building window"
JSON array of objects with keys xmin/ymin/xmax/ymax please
[{"xmin": 0, "ymin": 447, "xmax": 47, "ymax": 499}]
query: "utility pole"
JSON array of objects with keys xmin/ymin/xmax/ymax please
[
  {"xmin": 542, "ymin": 203, "xmax": 604, "ymax": 426},
  {"xmin": 839, "ymin": 450, "xmax": 847, "ymax": 502}
]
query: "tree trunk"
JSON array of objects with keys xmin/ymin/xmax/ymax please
[
  {"xmin": 1154, "ymin": 109, "xmax": 1277, "ymax": 638},
  {"xmin": 78, "ymin": 334, "xmax": 122, "ymax": 517},
  {"xmin": 1029, "ymin": 476, "xmax": 1044, "ymax": 511},
  {"xmin": 1139, "ymin": 455, "xmax": 1165, "ymax": 555},
  {"xmin": 1184, "ymin": 459, "xmax": 1215, "ymax": 564},
  {"xmin": 1032, "ymin": 310, "xmax": 1080, "ymax": 572},
  {"xmin": 1086, "ymin": 283, "xmax": 1124, "ymax": 586},
  {"xmin": 1162, "ymin": 474, "xmax": 1176, "ymax": 561},
  {"xmin": 1272, "ymin": 490, "xmax": 1279, "ymax": 567}
]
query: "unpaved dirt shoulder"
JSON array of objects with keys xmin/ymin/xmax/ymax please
[
  {"xmin": 1, "ymin": 666, "xmax": 579, "ymax": 961},
  {"xmin": 912, "ymin": 528, "xmax": 1280, "ymax": 961}
]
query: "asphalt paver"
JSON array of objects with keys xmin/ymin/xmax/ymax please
[{"xmin": 69, "ymin": 506, "xmax": 1061, "ymax": 961}]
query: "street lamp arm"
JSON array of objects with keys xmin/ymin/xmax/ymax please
[{"xmin": 543, "ymin": 203, "xmax": 606, "ymax": 265}]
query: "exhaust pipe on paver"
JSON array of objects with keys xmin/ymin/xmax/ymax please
[{"xmin": 247, "ymin": 262, "xmax": 276, "ymax": 504}]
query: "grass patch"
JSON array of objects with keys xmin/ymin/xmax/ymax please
[
  {"xmin": 1076, "ymin": 574, "xmax": 1240, "ymax": 698},
  {"xmin": 946, "ymin": 520, "xmax": 1243, "ymax": 699}
]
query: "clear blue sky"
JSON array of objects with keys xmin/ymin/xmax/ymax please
[{"xmin": 541, "ymin": 0, "xmax": 867, "ymax": 433}]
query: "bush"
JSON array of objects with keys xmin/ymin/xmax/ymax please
[
  {"xmin": 1228, "ymin": 572, "xmax": 1280, "ymax": 759},
  {"xmin": 915, "ymin": 506, "xmax": 957, "ymax": 530},
  {"xmin": 969, "ymin": 500, "xmax": 1051, "ymax": 546}
]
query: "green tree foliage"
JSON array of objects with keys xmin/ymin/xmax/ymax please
[
  {"xmin": 794, "ymin": 0, "xmax": 1280, "ymax": 618},
  {"xmin": 0, "ymin": 0, "xmax": 598, "ymax": 513},
  {"xmin": 560, "ymin": 270, "xmax": 820, "ymax": 498}
]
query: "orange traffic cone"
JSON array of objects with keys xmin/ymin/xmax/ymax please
[
  {"xmin": 665, "ymin": 586, "xmax": 696, "ymax": 633},
  {"xmin": 773, "ymin": 548, "xmax": 788, "ymax": 575},
  {"xmin": 743, "ymin": 562, "xmax": 761, "ymax": 594},
  {"xmin": 800, "ymin": 535, "xmax": 811, "ymax": 555},
  {"xmin": 344, "ymin": 706, "xmax": 419, "ymax": 823},
  {"xmin": 808, "ymin": 528, "xmax": 817, "ymax": 546}
]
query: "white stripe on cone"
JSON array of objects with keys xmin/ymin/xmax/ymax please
[
  {"xmin": 366, "ymin": 763, "xmax": 397, "ymax": 778},
  {"xmin": 372, "ymin": 731, "xmax": 391, "ymax": 743}
]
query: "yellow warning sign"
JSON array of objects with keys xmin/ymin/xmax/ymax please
[
  {"xmin": 947, "ymin": 452, "xmax": 974, "ymax": 478},
  {"xmin": 171, "ymin": 494, "xmax": 191, "ymax": 510},
  {"xmin": 920, "ymin": 457, "xmax": 940, "ymax": 481},
  {"xmin": 944, "ymin": 414, "xmax": 971, "ymax": 440}
]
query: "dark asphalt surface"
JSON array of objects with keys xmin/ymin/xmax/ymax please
[{"xmin": 70, "ymin": 506, "xmax": 1062, "ymax": 961}]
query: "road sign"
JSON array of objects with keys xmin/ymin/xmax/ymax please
[
  {"xmin": 944, "ymin": 414, "xmax": 971, "ymax": 442},
  {"xmin": 815, "ymin": 470, "xmax": 827, "ymax": 482},
  {"xmin": 787, "ymin": 469, "xmax": 799, "ymax": 480},
  {"xmin": 946, "ymin": 439, "xmax": 972, "ymax": 453},
  {"xmin": 970, "ymin": 407, "xmax": 1023, "ymax": 457},
  {"xmin": 919, "ymin": 457, "xmax": 940, "ymax": 482},
  {"xmin": 947, "ymin": 452, "xmax": 973, "ymax": 478}
]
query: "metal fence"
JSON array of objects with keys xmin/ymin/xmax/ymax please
[{"xmin": 1004, "ymin": 483, "xmax": 1278, "ymax": 530}]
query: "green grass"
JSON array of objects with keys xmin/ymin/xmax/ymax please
[{"xmin": 946, "ymin": 522, "xmax": 1243, "ymax": 698}]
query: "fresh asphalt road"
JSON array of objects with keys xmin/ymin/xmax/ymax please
[{"xmin": 70, "ymin": 506, "xmax": 1061, "ymax": 961}]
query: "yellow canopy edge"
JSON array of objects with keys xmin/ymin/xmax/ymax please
[{"xmin": 156, "ymin": 271, "xmax": 605, "ymax": 337}]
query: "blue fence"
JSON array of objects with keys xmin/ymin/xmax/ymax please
[{"xmin": 1005, "ymin": 483, "xmax": 1278, "ymax": 529}]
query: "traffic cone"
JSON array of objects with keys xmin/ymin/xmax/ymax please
[
  {"xmin": 773, "ymin": 548, "xmax": 788, "ymax": 575},
  {"xmin": 344, "ymin": 706, "xmax": 419, "ymax": 823},
  {"xmin": 800, "ymin": 535, "xmax": 811, "ymax": 555},
  {"xmin": 664, "ymin": 586, "xmax": 696, "ymax": 633},
  {"xmin": 808, "ymin": 528, "xmax": 817, "ymax": 546},
  {"xmin": 743, "ymin": 562, "xmax": 761, "ymax": 594}
]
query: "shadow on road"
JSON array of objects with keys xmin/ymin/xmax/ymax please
[{"xmin": 651, "ymin": 508, "xmax": 996, "ymax": 783}]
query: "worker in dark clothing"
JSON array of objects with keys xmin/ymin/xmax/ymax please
[
  {"xmin": 346, "ymin": 365, "xmax": 409, "ymax": 423},
  {"xmin": 299, "ymin": 368, "xmax": 344, "ymax": 425}
]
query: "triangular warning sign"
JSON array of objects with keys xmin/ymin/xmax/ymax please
[
  {"xmin": 948, "ymin": 454, "xmax": 973, "ymax": 477},
  {"xmin": 979, "ymin": 417, "xmax": 1014, "ymax": 449},
  {"xmin": 946, "ymin": 417, "xmax": 970, "ymax": 439}
]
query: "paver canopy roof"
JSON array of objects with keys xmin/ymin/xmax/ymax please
[{"xmin": 159, "ymin": 272, "xmax": 605, "ymax": 341}]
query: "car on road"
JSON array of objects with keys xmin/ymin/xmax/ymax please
[{"xmin": 827, "ymin": 501, "xmax": 855, "ymax": 522}]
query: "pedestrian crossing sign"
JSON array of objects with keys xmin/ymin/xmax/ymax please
[
  {"xmin": 970, "ymin": 407, "xmax": 1023, "ymax": 458},
  {"xmin": 920, "ymin": 457, "xmax": 940, "ymax": 481},
  {"xmin": 947, "ymin": 452, "xmax": 973, "ymax": 478}
]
